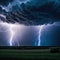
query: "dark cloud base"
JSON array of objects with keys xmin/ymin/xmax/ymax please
[
  {"xmin": 0, "ymin": 0, "xmax": 13, "ymax": 6},
  {"xmin": 0, "ymin": 0, "xmax": 60, "ymax": 25}
]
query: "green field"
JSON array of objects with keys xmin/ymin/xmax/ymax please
[{"xmin": 0, "ymin": 49, "xmax": 60, "ymax": 59}]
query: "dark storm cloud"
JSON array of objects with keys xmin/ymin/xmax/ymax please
[
  {"xmin": 0, "ymin": 0, "xmax": 60, "ymax": 25},
  {"xmin": 0, "ymin": 0, "xmax": 13, "ymax": 6},
  {"xmin": 0, "ymin": 0, "xmax": 29, "ymax": 12},
  {"xmin": 22, "ymin": 0, "xmax": 60, "ymax": 25},
  {"xmin": 5, "ymin": 0, "xmax": 60, "ymax": 25}
]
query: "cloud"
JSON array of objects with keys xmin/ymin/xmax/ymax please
[
  {"xmin": 0, "ymin": 0, "xmax": 30, "ymax": 12},
  {"xmin": 0, "ymin": 0, "xmax": 13, "ymax": 6},
  {"xmin": 0, "ymin": 0, "xmax": 60, "ymax": 25}
]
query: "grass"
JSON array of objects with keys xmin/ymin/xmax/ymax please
[{"xmin": 0, "ymin": 49, "xmax": 60, "ymax": 59}]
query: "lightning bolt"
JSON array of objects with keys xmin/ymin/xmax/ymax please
[
  {"xmin": 0, "ymin": 18, "xmax": 25, "ymax": 46},
  {"xmin": 38, "ymin": 25, "xmax": 45, "ymax": 46},
  {"xmin": 9, "ymin": 23, "xmax": 25, "ymax": 46},
  {"xmin": 9, "ymin": 25, "xmax": 14, "ymax": 46}
]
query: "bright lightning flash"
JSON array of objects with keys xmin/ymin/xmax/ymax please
[
  {"xmin": 0, "ymin": 20, "xmax": 25, "ymax": 46},
  {"xmin": 38, "ymin": 25, "xmax": 46, "ymax": 46},
  {"xmin": 9, "ymin": 25, "xmax": 15, "ymax": 46},
  {"xmin": 9, "ymin": 23, "xmax": 25, "ymax": 46}
]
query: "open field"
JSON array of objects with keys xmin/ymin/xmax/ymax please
[{"xmin": 0, "ymin": 49, "xmax": 60, "ymax": 59}]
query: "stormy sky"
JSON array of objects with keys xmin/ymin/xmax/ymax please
[
  {"xmin": 0, "ymin": 0, "xmax": 60, "ymax": 24},
  {"xmin": 0, "ymin": 0, "xmax": 60, "ymax": 46}
]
